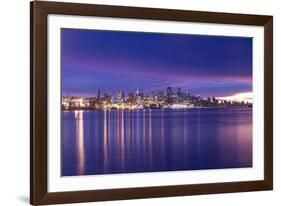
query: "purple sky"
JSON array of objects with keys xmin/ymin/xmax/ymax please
[{"xmin": 62, "ymin": 28, "xmax": 252, "ymax": 98}]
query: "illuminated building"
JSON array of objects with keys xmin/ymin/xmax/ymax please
[
  {"xmin": 62, "ymin": 87, "xmax": 252, "ymax": 110},
  {"xmin": 166, "ymin": 87, "xmax": 173, "ymax": 104},
  {"xmin": 167, "ymin": 87, "xmax": 172, "ymax": 97},
  {"xmin": 176, "ymin": 87, "xmax": 184, "ymax": 102},
  {"xmin": 116, "ymin": 91, "xmax": 124, "ymax": 105}
]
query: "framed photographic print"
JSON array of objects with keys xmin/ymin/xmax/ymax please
[{"xmin": 30, "ymin": 1, "xmax": 273, "ymax": 205}]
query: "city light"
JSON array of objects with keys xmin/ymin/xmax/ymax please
[{"xmin": 62, "ymin": 87, "xmax": 252, "ymax": 111}]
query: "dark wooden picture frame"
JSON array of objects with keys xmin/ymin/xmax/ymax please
[{"xmin": 30, "ymin": 1, "xmax": 273, "ymax": 205}]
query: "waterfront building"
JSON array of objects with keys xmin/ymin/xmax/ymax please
[
  {"xmin": 158, "ymin": 92, "xmax": 165, "ymax": 101},
  {"xmin": 101, "ymin": 93, "xmax": 112, "ymax": 105},
  {"xmin": 176, "ymin": 87, "xmax": 184, "ymax": 102},
  {"xmin": 116, "ymin": 91, "xmax": 124, "ymax": 105},
  {"xmin": 166, "ymin": 87, "xmax": 173, "ymax": 104},
  {"xmin": 167, "ymin": 87, "xmax": 173, "ymax": 97}
]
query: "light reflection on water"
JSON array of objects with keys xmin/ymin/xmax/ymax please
[
  {"xmin": 62, "ymin": 108, "xmax": 252, "ymax": 176},
  {"xmin": 103, "ymin": 109, "xmax": 108, "ymax": 173},
  {"xmin": 74, "ymin": 110, "xmax": 85, "ymax": 175}
]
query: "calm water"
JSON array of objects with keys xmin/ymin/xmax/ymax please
[{"xmin": 61, "ymin": 108, "xmax": 252, "ymax": 176}]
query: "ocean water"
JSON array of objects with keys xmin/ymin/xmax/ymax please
[{"xmin": 61, "ymin": 108, "xmax": 252, "ymax": 176}]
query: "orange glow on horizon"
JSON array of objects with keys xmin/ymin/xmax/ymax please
[{"xmin": 217, "ymin": 92, "xmax": 253, "ymax": 103}]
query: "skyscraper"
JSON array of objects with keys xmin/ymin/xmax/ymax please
[
  {"xmin": 116, "ymin": 91, "xmax": 124, "ymax": 105},
  {"xmin": 167, "ymin": 87, "xmax": 172, "ymax": 97},
  {"xmin": 177, "ymin": 87, "xmax": 181, "ymax": 95},
  {"xmin": 167, "ymin": 87, "xmax": 173, "ymax": 104},
  {"xmin": 177, "ymin": 87, "xmax": 183, "ymax": 102},
  {"xmin": 97, "ymin": 89, "xmax": 101, "ymax": 104}
]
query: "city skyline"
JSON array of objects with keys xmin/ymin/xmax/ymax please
[
  {"xmin": 62, "ymin": 28, "xmax": 252, "ymax": 99},
  {"xmin": 62, "ymin": 86, "xmax": 253, "ymax": 103},
  {"xmin": 62, "ymin": 86, "xmax": 252, "ymax": 111}
]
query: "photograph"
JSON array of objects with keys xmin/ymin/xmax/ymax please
[{"xmin": 61, "ymin": 28, "xmax": 253, "ymax": 176}]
